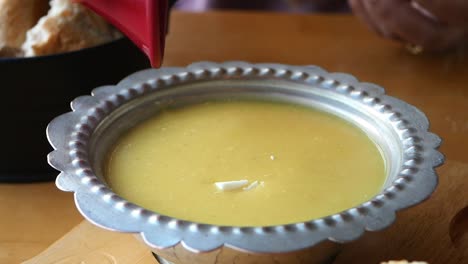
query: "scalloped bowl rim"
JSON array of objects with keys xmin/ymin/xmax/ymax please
[{"xmin": 46, "ymin": 61, "xmax": 444, "ymax": 254}]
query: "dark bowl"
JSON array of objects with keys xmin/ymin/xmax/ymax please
[{"xmin": 0, "ymin": 38, "xmax": 150, "ymax": 182}]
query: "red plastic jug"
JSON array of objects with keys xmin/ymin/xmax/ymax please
[{"xmin": 77, "ymin": 0, "xmax": 175, "ymax": 68}]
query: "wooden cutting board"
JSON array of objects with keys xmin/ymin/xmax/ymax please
[
  {"xmin": 22, "ymin": 221, "xmax": 159, "ymax": 264},
  {"xmin": 24, "ymin": 160, "xmax": 468, "ymax": 264}
]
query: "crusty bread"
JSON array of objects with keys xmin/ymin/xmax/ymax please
[
  {"xmin": 22, "ymin": 0, "xmax": 120, "ymax": 57},
  {"xmin": 0, "ymin": 0, "xmax": 49, "ymax": 56},
  {"xmin": 0, "ymin": 46, "xmax": 21, "ymax": 57}
]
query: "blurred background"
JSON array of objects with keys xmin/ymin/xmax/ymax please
[{"xmin": 174, "ymin": 0, "xmax": 350, "ymax": 12}]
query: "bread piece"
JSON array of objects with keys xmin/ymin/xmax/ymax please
[
  {"xmin": 0, "ymin": 46, "xmax": 21, "ymax": 57},
  {"xmin": 0, "ymin": 0, "xmax": 49, "ymax": 56},
  {"xmin": 22, "ymin": 0, "xmax": 120, "ymax": 57}
]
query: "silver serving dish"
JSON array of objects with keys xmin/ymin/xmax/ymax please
[{"xmin": 47, "ymin": 62, "xmax": 443, "ymax": 264}]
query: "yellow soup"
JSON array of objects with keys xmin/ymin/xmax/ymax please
[{"xmin": 106, "ymin": 101, "xmax": 386, "ymax": 226}]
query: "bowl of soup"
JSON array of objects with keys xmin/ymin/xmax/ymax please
[{"xmin": 47, "ymin": 62, "xmax": 443, "ymax": 264}]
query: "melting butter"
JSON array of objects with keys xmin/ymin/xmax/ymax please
[{"xmin": 215, "ymin": 180, "xmax": 249, "ymax": 191}]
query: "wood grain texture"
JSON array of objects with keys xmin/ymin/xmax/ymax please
[
  {"xmin": 0, "ymin": 11, "xmax": 466, "ymax": 264},
  {"xmin": 23, "ymin": 221, "xmax": 154, "ymax": 264}
]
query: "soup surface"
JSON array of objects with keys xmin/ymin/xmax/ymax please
[{"xmin": 106, "ymin": 100, "xmax": 386, "ymax": 226}]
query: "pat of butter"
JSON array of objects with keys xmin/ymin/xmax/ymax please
[{"xmin": 215, "ymin": 180, "xmax": 248, "ymax": 191}]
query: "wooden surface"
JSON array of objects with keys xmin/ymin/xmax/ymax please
[
  {"xmin": 23, "ymin": 221, "xmax": 154, "ymax": 264},
  {"xmin": 1, "ymin": 11, "xmax": 467, "ymax": 264}
]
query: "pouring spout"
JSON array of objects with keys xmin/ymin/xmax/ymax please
[{"xmin": 78, "ymin": 0, "xmax": 169, "ymax": 67}]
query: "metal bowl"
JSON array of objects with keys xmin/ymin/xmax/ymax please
[{"xmin": 47, "ymin": 62, "xmax": 443, "ymax": 264}]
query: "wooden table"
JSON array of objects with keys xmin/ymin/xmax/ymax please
[{"xmin": 1, "ymin": 11, "xmax": 467, "ymax": 264}]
